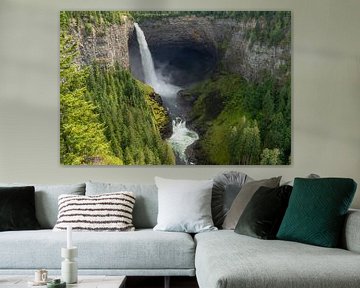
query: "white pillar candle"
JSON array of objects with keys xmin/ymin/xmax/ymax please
[{"xmin": 67, "ymin": 225, "xmax": 72, "ymax": 249}]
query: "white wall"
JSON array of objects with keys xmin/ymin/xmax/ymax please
[{"xmin": 0, "ymin": 0, "xmax": 359, "ymax": 208}]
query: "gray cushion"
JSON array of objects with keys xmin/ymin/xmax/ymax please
[
  {"xmin": 212, "ymin": 171, "xmax": 251, "ymax": 228},
  {"xmin": 0, "ymin": 229, "xmax": 195, "ymax": 271},
  {"xmin": 283, "ymin": 173, "xmax": 320, "ymax": 186},
  {"xmin": 0, "ymin": 183, "xmax": 85, "ymax": 228},
  {"xmin": 85, "ymin": 182, "xmax": 158, "ymax": 229},
  {"xmin": 195, "ymin": 230, "xmax": 360, "ymax": 288},
  {"xmin": 222, "ymin": 177, "xmax": 281, "ymax": 229}
]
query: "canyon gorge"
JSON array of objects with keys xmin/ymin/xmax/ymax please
[{"xmin": 61, "ymin": 11, "xmax": 291, "ymax": 165}]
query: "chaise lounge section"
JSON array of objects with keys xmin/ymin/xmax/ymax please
[{"xmin": 195, "ymin": 214, "xmax": 360, "ymax": 288}]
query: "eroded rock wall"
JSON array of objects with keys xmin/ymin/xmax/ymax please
[
  {"xmin": 69, "ymin": 15, "xmax": 290, "ymax": 82},
  {"xmin": 141, "ymin": 16, "xmax": 219, "ymax": 56},
  {"xmin": 223, "ymin": 31, "xmax": 290, "ymax": 81},
  {"xmin": 139, "ymin": 16, "xmax": 290, "ymax": 82},
  {"xmin": 70, "ymin": 17, "xmax": 134, "ymax": 68}
]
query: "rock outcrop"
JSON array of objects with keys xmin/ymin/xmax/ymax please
[
  {"xmin": 223, "ymin": 34, "xmax": 290, "ymax": 81},
  {"xmin": 70, "ymin": 17, "xmax": 134, "ymax": 68},
  {"xmin": 140, "ymin": 16, "xmax": 219, "ymax": 60}
]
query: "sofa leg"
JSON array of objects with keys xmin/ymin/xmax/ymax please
[{"xmin": 164, "ymin": 276, "xmax": 170, "ymax": 288}]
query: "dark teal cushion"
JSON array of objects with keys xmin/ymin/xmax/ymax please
[
  {"xmin": 277, "ymin": 178, "xmax": 357, "ymax": 247},
  {"xmin": 0, "ymin": 186, "xmax": 41, "ymax": 231}
]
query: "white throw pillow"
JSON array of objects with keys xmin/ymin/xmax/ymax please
[
  {"xmin": 153, "ymin": 177, "xmax": 217, "ymax": 233},
  {"xmin": 53, "ymin": 192, "xmax": 135, "ymax": 232}
]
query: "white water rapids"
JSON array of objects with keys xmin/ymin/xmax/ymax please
[{"xmin": 134, "ymin": 23, "xmax": 199, "ymax": 164}]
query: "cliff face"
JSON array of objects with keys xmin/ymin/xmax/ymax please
[
  {"xmin": 70, "ymin": 17, "xmax": 134, "ymax": 68},
  {"xmin": 70, "ymin": 15, "xmax": 290, "ymax": 83},
  {"xmin": 139, "ymin": 16, "xmax": 290, "ymax": 82},
  {"xmin": 222, "ymin": 31, "xmax": 290, "ymax": 81},
  {"xmin": 140, "ymin": 16, "xmax": 219, "ymax": 58}
]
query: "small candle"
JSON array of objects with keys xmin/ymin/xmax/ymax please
[{"xmin": 67, "ymin": 225, "xmax": 72, "ymax": 249}]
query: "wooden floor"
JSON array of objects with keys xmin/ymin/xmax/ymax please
[{"xmin": 126, "ymin": 276, "xmax": 199, "ymax": 288}]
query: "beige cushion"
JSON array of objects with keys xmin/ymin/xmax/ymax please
[{"xmin": 222, "ymin": 177, "xmax": 281, "ymax": 230}]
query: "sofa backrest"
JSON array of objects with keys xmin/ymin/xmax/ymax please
[
  {"xmin": 0, "ymin": 183, "xmax": 86, "ymax": 228},
  {"xmin": 86, "ymin": 181, "xmax": 158, "ymax": 229}
]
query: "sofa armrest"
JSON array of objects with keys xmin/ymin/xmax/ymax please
[{"xmin": 342, "ymin": 209, "xmax": 360, "ymax": 253}]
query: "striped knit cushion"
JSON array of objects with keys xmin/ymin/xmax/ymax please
[{"xmin": 53, "ymin": 192, "xmax": 135, "ymax": 232}]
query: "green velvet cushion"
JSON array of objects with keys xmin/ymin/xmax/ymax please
[
  {"xmin": 235, "ymin": 185, "xmax": 292, "ymax": 239},
  {"xmin": 0, "ymin": 186, "xmax": 41, "ymax": 231},
  {"xmin": 277, "ymin": 178, "xmax": 357, "ymax": 247}
]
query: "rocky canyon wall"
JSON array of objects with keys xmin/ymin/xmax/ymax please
[
  {"xmin": 69, "ymin": 17, "xmax": 134, "ymax": 69},
  {"xmin": 223, "ymin": 31, "xmax": 290, "ymax": 81},
  {"xmin": 69, "ymin": 15, "xmax": 290, "ymax": 83},
  {"xmin": 140, "ymin": 16, "xmax": 290, "ymax": 82}
]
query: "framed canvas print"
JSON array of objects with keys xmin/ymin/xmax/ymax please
[{"xmin": 60, "ymin": 11, "xmax": 291, "ymax": 165}]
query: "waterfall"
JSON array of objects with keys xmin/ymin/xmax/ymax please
[
  {"xmin": 134, "ymin": 23, "xmax": 180, "ymax": 97},
  {"xmin": 134, "ymin": 23, "xmax": 158, "ymax": 87},
  {"xmin": 134, "ymin": 23, "xmax": 199, "ymax": 164}
]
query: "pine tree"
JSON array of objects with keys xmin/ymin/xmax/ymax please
[
  {"xmin": 260, "ymin": 148, "xmax": 281, "ymax": 165},
  {"xmin": 237, "ymin": 121, "xmax": 261, "ymax": 165},
  {"xmin": 124, "ymin": 147, "xmax": 135, "ymax": 165}
]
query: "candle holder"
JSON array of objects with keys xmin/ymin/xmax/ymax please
[{"xmin": 61, "ymin": 247, "xmax": 78, "ymax": 284}]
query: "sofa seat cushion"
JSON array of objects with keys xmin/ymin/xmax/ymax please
[
  {"xmin": 195, "ymin": 230, "xmax": 360, "ymax": 288},
  {"xmin": 0, "ymin": 229, "xmax": 195, "ymax": 270}
]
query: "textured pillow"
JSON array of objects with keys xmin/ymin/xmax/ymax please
[
  {"xmin": 277, "ymin": 178, "xmax": 357, "ymax": 247},
  {"xmin": 0, "ymin": 183, "xmax": 85, "ymax": 228},
  {"xmin": 212, "ymin": 171, "xmax": 251, "ymax": 228},
  {"xmin": 86, "ymin": 181, "xmax": 158, "ymax": 229},
  {"xmin": 235, "ymin": 185, "xmax": 293, "ymax": 239},
  {"xmin": 0, "ymin": 186, "xmax": 41, "ymax": 231},
  {"xmin": 154, "ymin": 177, "xmax": 217, "ymax": 233},
  {"xmin": 53, "ymin": 192, "xmax": 136, "ymax": 231},
  {"xmin": 222, "ymin": 176, "xmax": 281, "ymax": 230}
]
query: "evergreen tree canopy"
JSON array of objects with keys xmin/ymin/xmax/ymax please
[{"xmin": 60, "ymin": 31, "xmax": 122, "ymax": 165}]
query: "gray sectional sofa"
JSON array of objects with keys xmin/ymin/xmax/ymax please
[{"xmin": 0, "ymin": 181, "xmax": 360, "ymax": 288}]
